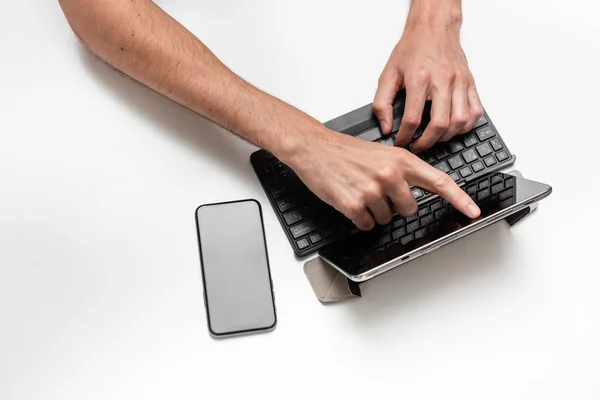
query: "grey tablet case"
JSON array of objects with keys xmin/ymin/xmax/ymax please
[{"xmin": 303, "ymin": 170, "xmax": 538, "ymax": 303}]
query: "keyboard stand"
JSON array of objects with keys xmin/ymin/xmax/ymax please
[{"xmin": 303, "ymin": 170, "xmax": 539, "ymax": 303}]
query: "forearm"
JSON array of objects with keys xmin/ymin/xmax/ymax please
[
  {"xmin": 407, "ymin": 0, "xmax": 463, "ymax": 33},
  {"xmin": 58, "ymin": 0, "xmax": 325, "ymax": 162}
]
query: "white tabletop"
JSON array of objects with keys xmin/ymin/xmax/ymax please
[{"xmin": 1, "ymin": 1, "xmax": 599, "ymax": 399}]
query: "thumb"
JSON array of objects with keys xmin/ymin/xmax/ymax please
[{"xmin": 373, "ymin": 68, "xmax": 402, "ymax": 135}]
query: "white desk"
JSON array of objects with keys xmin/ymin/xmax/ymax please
[{"xmin": 1, "ymin": 1, "xmax": 599, "ymax": 399}]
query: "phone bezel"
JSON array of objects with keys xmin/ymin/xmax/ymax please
[{"xmin": 195, "ymin": 198, "xmax": 277, "ymax": 338}]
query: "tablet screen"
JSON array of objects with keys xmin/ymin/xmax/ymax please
[{"xmin": 318, "ymin": 173, "xmax": 551, "ymax": 279}]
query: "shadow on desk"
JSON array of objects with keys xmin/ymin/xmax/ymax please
[
  {"xmin": 78, "ymin": 46, "xmax": 256, "ymax": 177},
  {"xmin": 341, "ymin": 222, "xmax": 520, "ymax": 329}
]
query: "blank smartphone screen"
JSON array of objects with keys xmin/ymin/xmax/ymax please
[{"xmin": 196, "ymin": 200, "xmax": 276, "ymax": 336}]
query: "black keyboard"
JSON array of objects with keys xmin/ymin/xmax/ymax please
[
  {"xmin": 251, "ymin": 97, "xmax": 515, "ymax": 257},
  {"xmin": 365, "ymin": 172, "xmax": 517, "ymax": 254}
]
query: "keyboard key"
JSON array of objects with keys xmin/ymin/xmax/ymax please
[
  {"xmin": 430, "ymin": 200, "xmax": 443, "ymax": 212},
  {"xmin": 400, "ymin": 233, "xmax": 414, "ymax": 245},
  {"xmin": 462, "ymin": 149, "xmax": 478, "ymax": 164},
  {"xmin": 471, "ymin": 161, "xmax": 484, "ymax": 173},
  {"xmin": 479, "ymin": 180, "xmax": 490, "ymax": 189},
  {"xmin": 309, "ymin": 233, "xmax": 323, "ymax": 244},
  {"xmin": 434, "ymin": 161, "xmax": 450, "ymax": 173},
  {"xmin": 423, "ymin": 152, "xmax": 437, "ymax": 164},
  {"xmin": 484, "ymin": 156, "xmax": 497, "ymax": 167},
  {"xmin": 496, "ymin": 150, "xmax": 509, "ymax": 162},
  {"xmin": 418, "ymin": 208, "xmax": 430, "ymax": 217},
  {"xmin": 449, "ymin": 172, "xmax": 460, "ymax": 182},
  {"xmin": 406, "ymin": 215, "xmax": 418, "ymax": 223},
  {"xmin": 284, "ymin": 209, "xmax": 306, "ymax": 225},
  {"xmin": 435, "ymin": 146, "xmax": 451, "ymax": 160},
  {"xmin": 393, "ymin": 219, "xmax": 405, "ymax": 228},
  {"xmin": 380, "ymin": 223, "xmax": 392, "ymax": 233},
  {"xmin": 279, "ymin": 170, "xmax": 294, "ymax": 180},
  {"xmin": 467, "ymin": 185, "xmax": 477, "ymax": 195},
  {"xmin": 296, "ymin": 238, "xmax": 310, "ymax": 250},
  {"xmin": 357, "ymin": 127, "xmax": 383, "ymax": 142},
  {"xmin": 270, "ymin": 187, "xmax": 286, "ymax": 199},
  {"xmin": 448, "ymin": 155, "xmax": 464, "ymax": 170},
  {"xmin": 476, "ymin": 143, "xmax": 493, "ymax": 157},
  {"xmin": 414, "ymin": 228, "xmax": 427, "ymax": 239},
  {"xmin": 392, "ymin": 227, "xmax": 406, "ymax": 240},
  {"xmin": 476, "ymin": 126, "xmax": 495, "ymax": 141},
  {"xmin": 406, "ymin": 220, "xmax": 420, "ymax": 233},
  {"xmin": 449, "ymin": 141, "xmax": 465, "ymax": 154},
  {"xmin": 498, "ymin": 188, "xmax": 513, "ymax": 201},
  {"xmin": 429, "ymin": 221, "xmax": 441, "ymax": 232},
  {"xmin": 377, "ymin": 233, "xmax": 392, "ymax": 247},
  {"xmin": 434, "ymin": 209, "xmax": 447, "ymax": 219},
  {"xmin": 411, "ymin": 188, "xmax": 424, "ymax": 199},
  {"xmin": 272, "ymin": 160, "xmax": 286, "ymax": 170},
  {"xmin": 459, "ymin": 167, "xmax": 472, "ymax": 178},
  {"xmin": 474, "ymin": 114, "xmax": 488, "ymax": 128},
  {"xmin": 421, "ymin": 214, "xmax": 434, "ymax": 226},
  {"xmin": 277, "ymin": 198, "xmax": 296, "ymax": 212},
  {"xmin": 491, "ymin": 182, "xmax": 504, "ymax": 194},
  {"xmin": 322, "ymin": 229, "xmax": 333, "ymax": 239},
  {"xmin": 491, "ymin": 174, "xmax": 503, "ymax": 184},
  {"xmin": 505, "ymin": 177, "xmax": 515, "ymax": 188},
  {"xmin": 290, "ymin": 221, "xmax": 317, "ymax": 239},
  {"xmin": 463, "ymin": 133, "xmax": 478, "ymax": 148},
  {"xmin": 490, "ymin": 138, "xmax": 503, "ymax": 151},
  {"xmin": 379, "ymin": 137, "xmax": 395, "ymax": 146},
  {"xmin": 477, "ymin": 188, "xmax": 491, "ymax": 201}
]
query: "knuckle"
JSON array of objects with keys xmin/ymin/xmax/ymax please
[
  {"xmin": 392, "ymin": 148, "xmax": 410, "ymax": 166},
  {"xmin": 433, "ymin": 172, "xmax": 452, "ymax": 191},
  {"xmin": 439, "ymin": 64, "xmax": 456, "ymax": 83},
  {"xmin": 372, "ymin": 100, "xmax": 386, "ymax": 114},
  {"xmin": 453, "ymin": 113, "xmax": 469, "ymax": 127},
  {"xmin": 432, "ymin": 117, "xmax": 451, "ymax": 132},
  {"xmin": 363, "ymin": 183, "xmax": 382, "ymax": 201},
  {"xmin": 343, "ymin": 199, "xmax": 364, "ymax": 219},
  {"xmin": 378, "ymin": 166, "xmax": 396, "ymax": 184},
  {"xmin": 471, "ymin": 105, "xmax": 484, "ymax": 120},
  {"xmin": 413, "ymin": 67, "xmax": 431, "ymax": 87},
  {"xmin": 402, "ymin": 114, "xmax": 421, "ymax": 128}
]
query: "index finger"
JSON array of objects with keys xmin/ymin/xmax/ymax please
[{"xmin": 404, "ymin": 156, "xmax": 481, "ymax": 219}]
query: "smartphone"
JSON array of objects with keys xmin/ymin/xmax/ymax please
[
  {"xmin": 195, "ymin": 199, "xmax": 276, "ymax": 338},
  {"xmin": 319, "ymin": 172, "xmax": 552, "ymax": 283}
]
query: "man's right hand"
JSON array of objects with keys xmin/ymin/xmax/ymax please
[{"xmin": 283, "ymin": 129, "xmax": 481, "ymax": 231}]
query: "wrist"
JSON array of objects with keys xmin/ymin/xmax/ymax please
[
  {"xmin": 406, "ymin": 0, "xmax": 463, "ymax": 34},
  {"xmin": 271, "ymin": 122, "xmax": 334, "ymax": 169}
]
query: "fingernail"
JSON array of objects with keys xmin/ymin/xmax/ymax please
[{"xmin": 467, "ymin": 203, "xmax": 480, "ymax": 218}]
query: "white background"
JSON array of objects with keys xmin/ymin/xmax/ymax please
[{"xmin": 1, "ymin": 0, "xmax": 599, "ymax": 399}]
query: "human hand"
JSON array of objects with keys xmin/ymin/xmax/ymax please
[
  {"xmin": 372, "ymin": 14, "xmax": 483, "ymax": 153},
  {"xmin": 286, "ymin": 130, "xmax": 480, "ymax": 231}
]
